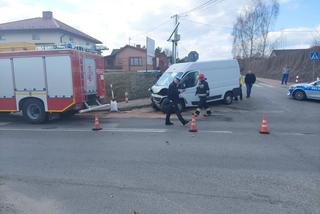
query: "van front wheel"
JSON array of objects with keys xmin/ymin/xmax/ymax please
[{"xmin": 224, "ymin": 92, "xmax": 233, "ymax": 105}]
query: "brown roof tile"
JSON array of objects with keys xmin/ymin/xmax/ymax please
[{"xmin": 0, "ymin": 16, "xmax": 102, "ymax": 44}]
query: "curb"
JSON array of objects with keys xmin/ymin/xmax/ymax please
[{"xmin": 118, "ymin": 103, "xmax": 151, "ymax": 111}]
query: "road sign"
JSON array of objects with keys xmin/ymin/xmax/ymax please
[
  {"xmin": 188, "ymin": 51, "xmax": 199, "ymax": 62},
  {"xmin": 310, "ymin": 51, "xmax": 319, "ymax": 61},
  {"xmin": 146, "ymin": 37, "xmax": 155, "ymax": 65}
]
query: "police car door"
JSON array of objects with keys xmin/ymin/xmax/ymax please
[
  {"xmin": 309, "ymin": 81, "xmax": 320, "ymax": 99},
  {"xmin": 180, "ymin": 71, "xmax": 199, "ymax": 107}
]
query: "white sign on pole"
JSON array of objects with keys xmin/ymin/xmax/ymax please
[
  {"xmin": 146, "ymin": 37, "xmax": 155, "ymax": 65},
  {"xmin": 147, "ymin": 56, "xmax": 153, "ymax": 65}
]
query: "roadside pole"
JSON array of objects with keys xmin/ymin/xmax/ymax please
[
  {"xmin": 313, "ymin": 60, "xmax": 315, "ymax": 81},
  {"xmin": 310, "ymin": 51, "xmax": 319, "ymax": 81}
]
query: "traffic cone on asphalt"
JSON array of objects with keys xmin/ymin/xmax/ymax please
[
  {"xmin": 259, "ymin": 114, "xmax": 269, "ymax": 134},
  {"xmin": 189, "ymin": 114, "xmax": 198, "ymax": 132},
  {"xmin": 92, "ymin": 113, "xmax": 102, "ymax": 131}
]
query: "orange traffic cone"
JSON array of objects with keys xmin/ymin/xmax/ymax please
[
  {"xmin": 259, "ymin": 114, "xmax": 269, "ymax": 134},
  {"xmin": 189, "ymin": 114, "xmax": 198, "ymax": 132},
  {"xmin": 92, "ymin": 113, "xmax": 102, "ymax": 131}
]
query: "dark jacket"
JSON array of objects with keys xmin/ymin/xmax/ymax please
[
  {"xmin": 245, "ymin": 73, "xmax": 256, "ymax": 85},
  {"xmin": 196, "ymin": 80, "xmax": 210, "ymax": 97},
  {"xmin": 168, "ymin": 81, "xmax": 180, "ymax": 103}
]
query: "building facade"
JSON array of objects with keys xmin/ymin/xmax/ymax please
[
  {"xmin": 105, "ymin": 45, "xmax": 169, "ymax": 72},
  {"xmin": 0, "ymin": 11, "xmax": 102, "ymax": 50}
]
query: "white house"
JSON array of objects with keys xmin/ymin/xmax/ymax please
[{"xmin": 0, "ymin": 11, "xmax": 102, "ymax": 50}]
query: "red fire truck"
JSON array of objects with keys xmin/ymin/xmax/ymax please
[{"xmin": 0, "ymin": 49, "xmax": 107, "ymax": 123}]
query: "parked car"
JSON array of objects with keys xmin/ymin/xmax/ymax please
[
  {"xmin": 150, "ymin": 60, "xmax": 240, "ymax": 112},
  {"xmin": 288, "ymin": 80, "xmax": 320, "ymax": 101}
]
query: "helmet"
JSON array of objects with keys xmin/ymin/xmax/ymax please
[{"xmin": 198, "ymin": 73, "xmax": 205, "ymax": 80}]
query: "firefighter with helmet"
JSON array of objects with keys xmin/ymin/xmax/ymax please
[{"xmin": 195, "ymin": 73, "xmax": 211, "ymax": 116}]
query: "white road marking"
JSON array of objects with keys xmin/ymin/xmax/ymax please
[
  {"xmin": 199, "ymin": 130, "xmax": 233, "ymax": 134},
  {"xmin": 0, "ymin": 128, "xmax": 315, "ymax": 137},
  {"xmin": 256, "ymin": 110, "xmax": 285, "ymax": 114},
  {"xmin": 0, "ymin": 128, "xmax": 167, "ymax": 133},
  {"xmin": 254, "ymin": 84, "xmax": 263, "ymax": 88},
  {"xmin": 275, "ymin": 132, "xmax": 316, "ymax": 136},
  {"xmin": 103, "ymin": 128, "xmax": 167, "ymax": 133},
  {"xmin": 257, "ymin": 82, "xmax": 275, "ymax": 88}
]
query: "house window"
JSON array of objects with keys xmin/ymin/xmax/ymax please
[
  {"xmin": 130, "ymin": 57, "xmax": 142, "ymax": 66},
  {"xmin": 32, "ymin": 34, "xmax": 40, "ymax": 40}
]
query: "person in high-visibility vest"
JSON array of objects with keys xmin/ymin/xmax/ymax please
[
  {"xmin": 235, "ymin": 75, "xmax": 244, "ymax": 101},
  {"xmin": 195, "ymin": 73, "xmax": 211, "ymax": 117}
]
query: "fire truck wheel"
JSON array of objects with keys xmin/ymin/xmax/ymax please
[{"xmin": 22, "ymin": 99, "xmax": 48, "ymax": 124}]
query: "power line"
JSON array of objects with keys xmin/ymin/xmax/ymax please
[
  {"xmin": 130, "ymin": 18, "xmax": 171, "ymax": 40},
  {"xmin": 192, "ymin": 0, "xmax": 225, "ymax": 14},
  {"xmin": 179, "ymin": 0, "xmax": 225, "ymax": 16},
  {"xmin": 181, "ymin": 17, "xmax": 233, "ymax": 30},
  {"xmin": 179, "ymin": 0, "xmax": 217, "ymax": 16},
  {"xmin": 145, "ymin": 19, "xmax": 172, "ymax": 35}
]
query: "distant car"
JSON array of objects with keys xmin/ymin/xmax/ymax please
[{"xmin": 288, "ymin": 80, "xmax": 320, "ymax": 101}]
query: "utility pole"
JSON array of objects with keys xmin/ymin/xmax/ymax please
[
  {"xmin": 167, "ymin": 14, "xmax": 180, "ymax": 64},
  {"xmin": 172, "ymin": 14, "xmax": 178, "ymax": 64}
]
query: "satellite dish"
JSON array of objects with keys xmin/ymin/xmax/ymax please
[{"xmin": 188, "ymin": 51, "xmax": 199, "ymax": 62}]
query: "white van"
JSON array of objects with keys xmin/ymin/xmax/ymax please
[{"xmin": 150, "ymin": 60, "xmax": 240, "ymax": 111}]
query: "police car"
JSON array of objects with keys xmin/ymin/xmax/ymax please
[{"xmin": 288, "ymin": 80, "xmax": 320, "ymax": 101}]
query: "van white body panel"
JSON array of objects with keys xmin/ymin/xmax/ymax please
[{"xmin": 151, "ymin": 60, "xmax": 240, "ymax": 108}]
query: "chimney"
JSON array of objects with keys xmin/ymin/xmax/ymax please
[
  {"xmin": 42, "ymin": 11, "xmax": 53, "ymax": 19},
  {"xmin": 136, "ymin": 44, "xmax": 141, "ymax": 49}
]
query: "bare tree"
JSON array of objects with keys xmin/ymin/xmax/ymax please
[
  {"xmin": 312, "ymin": 30, "xmax": 320, "ymax": 47},
  {"xmin": 232, "ymin": 0, "xmax": 279, "ymax": 59},
  {"xmin": 163, "ymin": 48, "xmax": 172, "ymax": 57},
  {"xmin": 258, "ymin": 0, "xmax": 279, "ymax": 57}
]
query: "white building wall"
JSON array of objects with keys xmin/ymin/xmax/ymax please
[{"xmin": 0, "ymin": 31, "xmax": 95, "ymax": 48}]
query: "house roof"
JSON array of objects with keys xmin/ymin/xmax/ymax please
[
  {"xmin": 110, "ymin": 49, "xmax": 120, "ymax": 56},
  {"xmin": 120, "ymin": 45, "xmax": 146, "ymax": 52},
  {"xmin": 0, "ymin": 12, "xmax": 102, "ymax": 44},
  {"xmin": 105, "ymin": 45, "xmax": 146, "ymax": 58},
  {"xmin": 270, "ymin": 49, "xmax": 308, "ymax": 57}
]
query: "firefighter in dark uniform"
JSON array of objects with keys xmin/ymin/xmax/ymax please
[
  {"xmin": 195, "ymin": 73, "xmax": 211, "ymax": 117},
  {"xmin": 165, "ymin": 76, "xmax": 189, "ymax": 126}
]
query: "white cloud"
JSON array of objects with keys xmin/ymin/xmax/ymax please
[
  {"xmin": 0, "ymin": 0, "xmax": 316, "ymax": 60},
  {"xmin": 269, "ymin": 27, "xmax": 319, "ymax": 49}
]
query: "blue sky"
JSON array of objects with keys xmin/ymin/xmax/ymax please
[
  {"xmin": 276, "ymin": 0, "xmax": 320, "ymax": 29},
  {"xmin": 0, "ymin": 0, "xmax": 319, "ymax": 59}
]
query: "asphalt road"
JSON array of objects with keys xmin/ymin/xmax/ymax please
[{"xmin": 0, "ymin": 80, "xmax": 320, "ymax": 214}]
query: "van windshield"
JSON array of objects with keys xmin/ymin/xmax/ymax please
[{"xmin": 156, "ymin": 72, "xmax": 183, "ymax": 86}]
